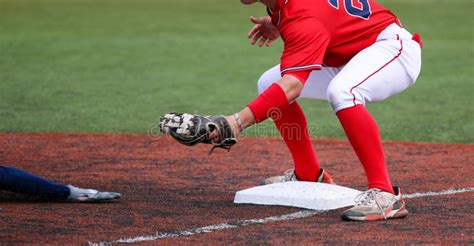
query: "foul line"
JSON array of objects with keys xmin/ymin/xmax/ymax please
[
  {"xmin": 89, "ymin": 210, "xmax": 324, "ymax": 245},
  {"xmin": 403, "ymin": 187, "xmax": 474, "ymax": 199},
  {"xmin": 89, "ymin": 187, "xmax": 474, "ymax": 245}
]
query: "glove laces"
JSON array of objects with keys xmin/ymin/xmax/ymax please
[{"xmin": 208, "ymin": 144, "xmax": 232, "ymax": 156}]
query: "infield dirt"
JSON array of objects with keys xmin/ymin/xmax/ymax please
[{"xmin": 0, "ymin": 132, "xmax": 473, "ymax": 244}]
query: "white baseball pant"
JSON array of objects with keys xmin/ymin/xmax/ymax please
[{"xmin": 257, "ymin": 23, "xmax": 422, "ymax": 113}]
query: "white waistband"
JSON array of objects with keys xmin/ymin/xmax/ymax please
[{"xmin": 376, "ymin": 23, "xmax": 413, "ymax": 41}]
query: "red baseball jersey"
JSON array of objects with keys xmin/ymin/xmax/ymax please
[{"xmin": 269, "ymin": 0, "xmax": 400, "ymax": 80}]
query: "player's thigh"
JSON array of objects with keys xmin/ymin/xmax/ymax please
[
  {"xmin": 301, "ymin": 67, "xmax": 340, "ymax": 100},
  {"xmin": 327, "ymin": 38, "xmax": 421, "ymax": 112},
  {"xmin": 258, "ymin": 64, "xmax": 337, "ymax": 100}
]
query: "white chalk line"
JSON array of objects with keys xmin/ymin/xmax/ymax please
[
  {"xmin": 403, "ymin": 187, "xmax": 474, "ymax": 199},
  {"xmin": 89, "ymin": 187, "xmax": 474, "ymax": 245}
]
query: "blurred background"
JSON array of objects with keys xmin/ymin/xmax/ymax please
[{"xmin": 0, "ymin": 0, "xmax": 472, "ymax": 143}]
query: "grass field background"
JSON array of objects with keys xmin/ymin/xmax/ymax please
[{"xmin": 0, "ymin": 0, "xmax": 473, "ymax": 143}]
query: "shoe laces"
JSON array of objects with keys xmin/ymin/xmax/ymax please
[
  {"xmin": 283, "ymin": 169, "xmax": 296, "ymax": 181},
  {"xmin": 354, "ymin": 188, "xmax": 388, "ymax": 219}
]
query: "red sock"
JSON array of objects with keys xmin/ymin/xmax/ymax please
[
  {"xmin": 248, "ymin": 83, "xmax": 289, "ymax": 123},
  {"xmin": 336, "ymin": 105, "xmax": 394, "ymax": 194},
  {"xmin": 274, "ymin": 101, "xmax": 320, "ymax": 181}
]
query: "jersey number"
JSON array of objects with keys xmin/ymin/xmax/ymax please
[{"xmin": 328, "ymin": 0, "xmax": 372, "ymax": 20}]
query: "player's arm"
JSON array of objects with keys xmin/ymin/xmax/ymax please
[
  {"xmin": 247, "ymin": 16, "xmax": 280, "ymax": 47},
  {"xmin": 276, "ymin": 74, "xmax": 305, "ymax": 102},
  {"xmin": 0, "ymin": 166, "xmax": 121, "ymax": 202},
  {"xmin": 159, "ymin": 19, "xmax": 328, "ymax": 151},
  {"xmin": 279, "ymin": 18, "xmax": 329, "ymax": 82}
]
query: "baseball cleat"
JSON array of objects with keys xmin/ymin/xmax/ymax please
[
  {"xmin": 66, "ymin": 185, "xmax": 121, "ymax": 203},
  {"xmin": 341, "ymin": 186, "xmax": 408, "ymax": 221},
  {"xmin": 317, "ymin": 168, "xmax": 334, "ymax": 184},
  {"xmin": 263, "ymin": 168, "xmax": 334, "ymax": 185}
]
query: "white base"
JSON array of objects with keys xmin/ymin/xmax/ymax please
[{"xmin": 234, "ymin": 182, "xmax": 362, "ymax": 210}]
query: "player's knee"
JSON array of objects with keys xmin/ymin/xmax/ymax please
[{"xmin": 326, "ymin": 83, "xmax": 360, "ymax": 112}]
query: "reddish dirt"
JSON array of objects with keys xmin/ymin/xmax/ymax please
[{"xmin": 0, "ymin": 132, "xmax": 473, "ymax": 244}]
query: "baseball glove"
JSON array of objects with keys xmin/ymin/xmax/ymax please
[{"xmin": 159, "ymin": 113, "xmax": 237, "ymax": 153}]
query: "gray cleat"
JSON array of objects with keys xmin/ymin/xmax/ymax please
[{"xmin": 67, "ymin": 185, "xmax": 121, "ymax": 203}]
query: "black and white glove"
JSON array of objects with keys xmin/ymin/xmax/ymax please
[{"xmin": 159, "ymin": 113, "xmax": 237, "ymax": 152}]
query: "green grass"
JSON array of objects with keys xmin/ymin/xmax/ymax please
[{"xmin": 0, "ymin": 0, "xmax": 473, "ymax": 143}]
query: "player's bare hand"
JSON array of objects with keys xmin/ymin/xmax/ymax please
[{"xmin": 248, "ymin": 16, "xmax": 280, "ymax": 47}]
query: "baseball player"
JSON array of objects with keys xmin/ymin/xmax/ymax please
[
  {"xmin": 0, "ymin": 166, "xmax": 121, "ymax": 202},
  {"xmin": 160, "ymin": 0, "xmax": 421, "ymax": 221}
]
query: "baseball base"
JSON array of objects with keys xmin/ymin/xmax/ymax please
[{"xmin": 234, "ymin": 182, "xmax": 361, "ymax": 210}]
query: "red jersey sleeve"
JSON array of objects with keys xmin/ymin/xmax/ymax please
[
  {"xmin": 280, "ymin": 18, "xmax": 330, "ymax": 78},
  {"xmin": 284, "ymin": 70, "xmax": 311, "ymax": 84}
]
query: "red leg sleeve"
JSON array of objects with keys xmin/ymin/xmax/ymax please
[
  {"xmin": 274, "ymin": 101, "xmax": 321, "ymax": 181},
  {"xmin": 337, "ymin": 105, "xmax": 394, "ymax": 194}
]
